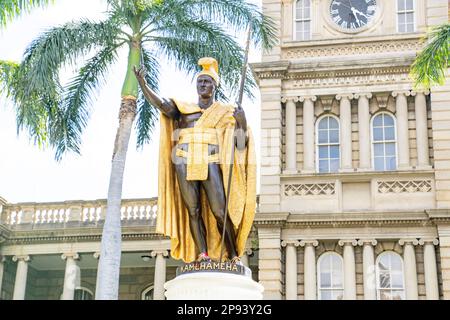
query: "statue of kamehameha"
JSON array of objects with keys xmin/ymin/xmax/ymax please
[{"xmin": 134, "ymin": 57, "xmax": 256, "ymax": 264}]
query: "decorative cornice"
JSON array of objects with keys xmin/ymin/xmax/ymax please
[{"xmin": 281, "ymin": 37, "xmax": 424, "ymax": 60}]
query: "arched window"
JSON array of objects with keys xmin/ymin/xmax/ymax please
[
  {"xmin": 397, "ymin": 0, "xmax": 415, "ymax": 33},
  {"xmin": 74, "ymin": 287, "xmax": 94, "ymax": 300},
  {"xmin": 376, "ymin": 252, "xmax": 405, "ymax": 300},
  {"xmin": 316, "ymin": 115, "xmax": 340, "ymax": 173},
  {"xmin": 141, "ymin": 285, "xmax": 154, "ymax": 300},
  {"xmin": 295, "ymin": 0, "xmax": 311, "ymax": 41},
  {"xmin": 371, "ymin": 113, "xmax": 397, "ymax": 171},
  {"xmin": 317, "ymin": 252, "xmax": 344, "ymax": 300}
]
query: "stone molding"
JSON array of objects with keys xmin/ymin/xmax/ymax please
[
  {"xmin": 281, "ymin": 37, "xmax": 424, "ymax": 60},
  {"xmin": 299, "ymin": 95, "xmax": 317, "ymax": 102},
  {"xmin": 410, "ymin": 89, "xmax": 430, "ymax": 96},
  {"xmin": 93, "ymin": 252, "xmax": 100, "ymax": 260},
  {"xmin": 338, "ymin": 239, "xmax": 358, "ymax": 247},
  {"xmin": 354, "ymin": 92, "xmax": 373, "ymax": 99},
  {"xmin": 336, "ymin": 93, "xmax": 354, "ymax": 100},
  {"xmin": 61, "ymin": 253, "xmax": 80, "ymax": 260},
  {"xmin": 377, "ymin": 180, "xmax": 433, "ymax": 194},
  {"xmin": 281, "ymin": 240, "xmax": 300, "ymax": 247},
  {"xmin": 12, "ymin": 255, "xmax": 30, "ymax": 262},
  {"xmin": 398, "ymin": 239, "xmax": 419, "ymax": 246},
  {"xmin": 150, "ymin": 250, "xmax": 169, "ymax": 258},
  {"xmin": 284, "ymin": 183, "xmax": 336, "ymax": 196},
  {"xmin": 357, "ymin": 239, "xmax": 378, "ymax": 246},
  {"xmin": 392, "ymin": 90, "xmax": 412, "ymax": 97},
  {"xmin": 300, "ymin": 240, "xmax": 319, "ymax": 247},
  {"xmin": 418, "ymin": 238, "xmax": 439, "ymax": 246}
]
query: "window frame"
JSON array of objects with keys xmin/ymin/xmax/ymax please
[
  {"xmin": 293, "ymin": 0, "xmax": 312, "ymax": 41},
  {"xmin": 315, "ymin": 114, "xmax": 341, "ymax": 173},
  {"xmin": 141, "ymin": 284, "xmax": 154, "ymax": 300},
  {"xmin": 317, "ymin": 252, "xmax": 344, "ymax": 300},
  {"xmin": 73, "ymin": 287, "xmax": 94, "ymax": 300},
  {"xmin": 396, "ymin": 0, "xmax": 416, "ymax": 33},
  {"xmin": 370, "ymin": 112, "xmax": 398, "ymax": 171},
  {"xmin": 375, "ymin": 251, "xmax": 406, "ymax": 300}
]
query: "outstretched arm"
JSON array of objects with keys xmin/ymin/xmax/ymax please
[{"xmin": 133, "ymin": 66, "xmax": 179, "ymax": 119}]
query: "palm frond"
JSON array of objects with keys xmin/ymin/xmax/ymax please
[
  {"xmin": 20, "ymin": 18, "xmax": 120, "ymax": 95},
  {"xmin": 411, "ymin": 24, "xmax": 450, "ymax": 88},
  {"xmin": 48, "ymin": 44, "xmax": 121, "ymax": 160},
  {"xmin": 0, "ymin": 0, "xmax": 53, "ymax": 28},
  {"xmin": 135, "ymin": 47, "xmax": 160, "ymax": 148},
  {"xmin": 149, "ymin": 16, "xmax": 256, "ymax": 102}
]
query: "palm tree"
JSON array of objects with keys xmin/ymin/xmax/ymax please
[
  {"xmin": 9, "ymin": 0, "xmax": 276, "ymax": 299},
  {"xmin": 411, "ymin": 24, "xmax": 450, "ymax": 87},
  {"xmin": 0, "ymin": 0, "xmax": 54, "ymax": 28}
]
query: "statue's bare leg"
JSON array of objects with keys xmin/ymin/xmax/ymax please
[
  {"xmin": 174, "ymin": 157, "xmax": 208, "ymax": 256},
  {"xmin": 202, "ymin": 162, "xmax": 238, "ymax": 259}
]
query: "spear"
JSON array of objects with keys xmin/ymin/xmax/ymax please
[{"xmin": 219, "ymin": 22, "xmax": 253, "ymax": 265}]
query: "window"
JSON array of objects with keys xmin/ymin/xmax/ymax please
[
  {"xmin": 141, "ymin": 285, "xmax": 154, "ymax": 300},
  {"xmin": 317, "ymin": 116, "xmax": 340, "ymax": 173},
  {"xmin": 376, "ymin": 252, "xmax": 405, "ymax": 300},
  {"xmin": 397, "ymin": 0, "xmax": 415, "ymax": 33},
  {"xmin": 295, "ymin": 0, "xmax": 311, "ymax": 41},
  {"xmin": 74, "ymin": 287, "xmax": 94, "ymax": 300},
  {"xmin": 372, "ymin": 113, "xmax": 397, "ymax": 171},
  {"xmin": 317, "ymin": 252, "xmax": 344, "ymax": 300}
]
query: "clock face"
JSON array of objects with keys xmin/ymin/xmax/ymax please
[{"xmin": 330, "ymin": 0, "xmax": 377, "ymax": 30}]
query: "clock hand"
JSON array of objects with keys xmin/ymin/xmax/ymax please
[
  {"xmin": 350, "ymin": 7, "xmax": 362, "ymax": 26},
  {"xmin": 352, "ymin": 7, "xmax": 369, "ymax": 19}
]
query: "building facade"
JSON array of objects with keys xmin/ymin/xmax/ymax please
[
  {"xmin": 1, "ymin": 0, "xmax": 450, "ymax": 301},
  {"xmin": 253, "ymin": 0, "xmax": 450, "ymax": 300}
]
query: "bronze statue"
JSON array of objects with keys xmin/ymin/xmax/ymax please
[{"xmin": 134, "ymin": 57, "xmax": 256, "ymax": 264}]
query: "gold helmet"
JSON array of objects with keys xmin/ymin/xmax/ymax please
[{"xmin": 197, "ymin": 57, "xmax": 219, "ymax": 84}]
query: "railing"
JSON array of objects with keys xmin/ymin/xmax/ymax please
[
  {"xmin": 1, "ymin": 198, "xmax": 158, "ymax": 228},
  {"xmin": 1, "ymin": 195, "xmax": 260, "ymax": 229}
]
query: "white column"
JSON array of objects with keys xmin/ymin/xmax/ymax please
[
  {"xmin": 12, "ymin": 255, "xmax": 30, "ymax": 300},
  {"xmin": 392, "ymin": 91, "xmax": 412, "ymax": 169},
  {"xmin": 358, "ymin": 239, "xmax": 377, "ymax": 300},
  {"xmin": 339, "ymin": 240, "xmax": 357, "ymax": 300},
  {"xmin": 300, "ymin": 96, "xmax": 317, "ymax": 173},
  {"xmin": 336, "ymin": 94, "xmax": 354, "ymax": 171},
  {"xmin": 283, "ymin": 97, "xmax": 298, "ymax": 173},
  {"xmin": 300, "ymin": 240, "xmax": 318, "ymax": 300},
  {"xmin": 61, "ymin": 253, "xmax": 80, "ymax": 300},
  {"xmin": 282, "ymin": 240, "xmax": 300, "ymax": 300},
  {"xmin": 93, "ymin": 252, "xmax": 100, "ymax": 296},
  {"xmin": 419, "ymin": 238, "xmax": 440, "ymax": 300},
  {"xmin": 0, "ymin": 255, "xmax": 5, "ymax": 295},
  {"xmin": 355, "ymin": 93, "xmax": 372, "ymax": 170},
  {"xmin": 412, "ymin": 90, "xmax": 431, "ymax": 168},
  {"xmin": 151, "ymin": 250, "xmax": 168, "ymax": 300},
  {"xmin": 399, "ymin": 239, "xmax": 419, "ymax": 300}
]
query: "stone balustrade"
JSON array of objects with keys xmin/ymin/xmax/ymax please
[{"xmin": 0, "ymin": 198, "xmax": 159, "ymax": 228}]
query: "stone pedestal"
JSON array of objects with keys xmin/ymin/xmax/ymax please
[{"xmin": 165, "ymin": 268, "xmax": 263, "ymax": 300}]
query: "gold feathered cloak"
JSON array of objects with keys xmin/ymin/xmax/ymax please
[{"xmin": 156, "ymin": 100, "xmax": 257, "ymax": 263}]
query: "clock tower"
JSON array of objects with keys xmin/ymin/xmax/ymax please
[{"xmin": 253, "ymin": 0, "xmax": 450, "ymax": 300}]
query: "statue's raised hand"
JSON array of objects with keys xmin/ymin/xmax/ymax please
[{"xmin": 133, "ymin": 65, "xmax": 147, "ymax": 83}]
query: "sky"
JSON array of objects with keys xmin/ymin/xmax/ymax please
[{"xmin": 0, "ymin": 0, "xmax": 262, "ymax": 203}]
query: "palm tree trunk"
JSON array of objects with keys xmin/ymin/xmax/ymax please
[
  {"xmin": 95, "ymin": 39, "xmax": 141, "ymax": 300},
  {"xmin": 95, "ymin": 96, "xmax": 137, "ymax": 299}
]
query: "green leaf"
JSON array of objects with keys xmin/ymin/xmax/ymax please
[
  {"xmin": 0, "ymin": 0, "xmax": 54, "ymax": 28},
  {"xmin": 411, "ymin": 24, "xmax": 450, "ymax": 88}
]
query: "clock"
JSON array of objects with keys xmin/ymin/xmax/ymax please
[{"xmin": 329, "ymin": 0, "xmax": 377, "ymax": 31}]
